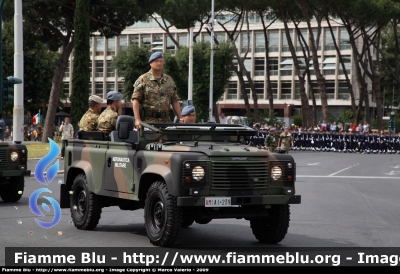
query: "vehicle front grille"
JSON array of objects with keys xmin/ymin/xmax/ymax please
[
  {"xmin": 211, "ymin": 161, "xmax": 268, "ymax": 189},
  {"xmin": 0, "ymin": 149, "xmax": 8, "ymax": 170}
]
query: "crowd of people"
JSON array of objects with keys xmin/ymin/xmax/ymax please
[{"xmin": 248, "ymin": 121, "xmax": 400, "ymax": 154}]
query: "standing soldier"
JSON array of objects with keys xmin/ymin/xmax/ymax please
[
  {"xmin": 97, "ymin": 91, "xmax": 122, "ymax": 135},
  {"xmin": 278, "ymin": 127, "xmax": 294, "ymax": 154},
  {"xmin": 59, "ymin": 117, "xmax": 74, "ymax": 159},
  {"xmin": 132, "ymin": 51, "xmax": 182, "ymax": 130},
  {"xmin": 36, "ymin": 124, "xmax": 43, "ymax": 142},
  {"xmin": 80, "ymin": 95, "xmax": 103, "ymax": 131},
  {"xmin": 265, "ymin": 128, "xmax": 279, "ymax": 153}
]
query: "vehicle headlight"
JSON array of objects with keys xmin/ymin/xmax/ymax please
[
  {"xmin": 271, "ymin": 166, "xmax": 282, "ymax": 180},
  {"xmin": 192, "ymin": 166, "xmax": 205, "ymax": 181},
  {"xmin": 10, "ymin": 152, "xmax": 18, "ymax": 161},
  {"xmin": 287, "ymin": 162, "xmax": 293, "ymax": 168}
]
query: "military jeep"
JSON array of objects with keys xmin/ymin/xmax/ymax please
[
  {"xmin": 0, "ymin": 141, "xmax": 30, "ymax": 202},
  {"xmin": 60, "ymin": 116, "xmax": 300, "ymax": 247}
]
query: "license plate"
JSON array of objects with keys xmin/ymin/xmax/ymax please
[{"xmin": 205, "ymin": 197, "xmax": 231, "ymax": 207}]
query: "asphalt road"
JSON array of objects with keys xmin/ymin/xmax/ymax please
[{"xmin": 1, "ymin": 152, "xmax": 400, "ymax": 265}]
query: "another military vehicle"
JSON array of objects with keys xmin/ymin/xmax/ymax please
[
  {"xmin": 60, "ymin": 116, "xmax": 300, "ymax": 247},
  {"xmin": 0, "ymin": 141, "xmax": 30, "ymax": 202}
]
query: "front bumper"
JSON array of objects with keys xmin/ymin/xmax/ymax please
[
  {"xmin": 0, "ymin": 169, "xmax": 30, "ymax": 177},
  {"xmin": 177, "ymin": 195, "xmax": 301, "ymax": 206}
]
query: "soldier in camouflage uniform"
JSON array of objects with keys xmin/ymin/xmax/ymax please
[
  {"xmin": 265, "ymin": 128, "xmax": 279, "ymax": 152},
  {"xmin": 132, "ymin": 52, "xmax": 182, "ymax": 130},
  {"xmin": 278, "ymin": 127, "xmax": 294, "ymax": 154},
  {"xmin": 97, "ymin": 91, "xmax": 122, "ymax": 134},
  {"xmin": 80, "ymin": 95, "xmax": 103, "ymax": 131}
]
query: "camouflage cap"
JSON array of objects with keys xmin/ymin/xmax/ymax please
[{"xmin": 89, "ymin": 95, "xmax": 103, "ymax": 104}]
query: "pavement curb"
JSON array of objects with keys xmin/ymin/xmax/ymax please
[{"xmin": 30, "ymin": 170, "xmax": 64, "ymax": 177}]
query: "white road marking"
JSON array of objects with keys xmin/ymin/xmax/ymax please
[
  {"xmin": 307, "ymin": 162, "xmax": 320, "ymax": 166},
  {"xmin": 328, "ymin": 163, "xmax": 359, "ymax": 176},
  {"xmin": 297, "ymin": 175, "xmax": 400, "ymax": 179},
  {"xmin": 384, "ymin": 171, "xmax": 400, "ymax": 176},
  {"xmin": 390, "ymin": 165, "xmax": 400, "ymax": 168}
]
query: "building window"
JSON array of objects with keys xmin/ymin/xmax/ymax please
[
  {"xmin": 255, "ymin": 81, "xmax": 264, "ymax": 99},
  {"xmin": 64, "ymin": 62, "xmax": 70, "ymax": 78},
  {"xmin": 166, "ymin": 36, "xmax": 176, "ymax": 54},
  {"xmin": 95, "ymin": 82, "xmax": 103, "ymax": 96},
  {"xmin": 294, "ymin": 83, "xmax": 301, "ymax": 99},
  {"xmin": 118, "ymin": 82, "xmax": 124, "ymax": 93},
  {"xmin": 280, "ymin": 82, "xmax": 292, "ymax": 99},
  {"xmin": 107, "ymin": 37, "xmax": 116, "ymax": 56},
  {"xmin": 203, "ymin": 33, "xmax": 211, "ymax": 43},
  {"xmin": 242, "ymin": 59, "xmax": 252, "ymax": 76},
  {"xmin": 106, "ymin": 82, "xmax": 115, "ymax": 92},
  {"xmin": 339, "ymin": 56, "xmax": 351, "ymax": 75},
  {"xmin": 326, "ymin": 81, "xmax": 335, "ymax": 99},
  {"xmin": 338, "ymin": 81, "xmax": 350, "ymax": 100},
  {"xmin": 96, "ymin": 37, "xmax": 104, "ymax": 56},
  {"xmin": 268, "ymin": 58, "xmax": 279, "ymax": 76},
  {"xmin": 296, "ymin": 29, "xmax": 307, "ymax": 51},
  {"xmin": 269, "ymin": 31, "xmax": 279, "ymax": 52},
  {"xmin": 142, "ymin": 35, "xmax": 151, "ymax": 47},
  {"xmin": 282, "ymin": 31, "xmax": 293, "ymax": 52},
  {"xmin": 323, "ymin": 56, "xmax": 336, "ymax": 75},
  {"xmin": 271, "ymin": 81, "xmax": 278, "ymax": 99},
  {"xmin": 231, "ymin": 59, "xmax": 238, "ymax": 76},
  {"xmin": 310, "ymin": 82, "xmax": 320, "ymax": 99},
  {"xmin": 280, "ymin": 59, "xmax": 293, "ymax": 76},
  {"xmin": 89, "ymin": 61, "xmax": 92, "ymax": 77},
  {"xmin": 130, "ymin": 35, "xmax": 139, "ymax": 46},
  {"xmin": 95, "ymin": 60, "xmax": 103, "ymax": 78},
  {"xmin": 309, "ymin": 58, "xmax": 322, "ymax": 76},
  {"xmin": 119, "ymin": 36, "xmax": 128, "ymax": 51},
  {"xmin": 254, "ymin": 58, "xmax": 264, "ymax": 76},
  {"xmin": 241, "ymin": 32, "xmax": 252, "ymax": 53},
  {"xmin": 88, "ymin": 83, "xmax": 92, "ymax": 95},
  {"xmin": 227, "ymin": 83, "xmax": 237, "ymax": 99},
  {"xmin": 215, "ymin": 33, "xmax": 225, "ymax": 43},
  {"xmin": 311, "ymin": 30, "xmax": 322, "ymax": 51},
  {"xmin": 106, "ymin": 60, "xmax": 115, "ymax": 77},
  {"xmin": 63, "ymin": 82, "xmax": 69, "ymax": 97},
  {"xmin": 178, "ymin": 35, "xmax": 187, "ymax": 47},
  {"xmin": 340, "ymin": 29, "xmax": 351, "ymax": 50},
  {"xmin": 255, "ymin": 32, "xmax": 265, "ymax": 52},
  {"xmin": 89, "ymin": 37, "xmax": 93, "ymax": 55},
  {"xmin": 152, "ymin": 35, "xmax": 163, "ymax": 51},
  {"xmin": 325, "ymin": 29, "xmax": 335, "ymax": 51}
]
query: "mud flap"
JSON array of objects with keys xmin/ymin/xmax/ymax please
[{"xmin": 60, "ymin": 184, "xmax": 70, "ymax": 208}]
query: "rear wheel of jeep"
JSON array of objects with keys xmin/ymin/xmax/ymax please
[
  {"xmin": 144, "ymin": 181, "xmax": 182, "ymax": 247},
  {"xmin": 0, "ymin": 176, "xmax": 24, "ymax": 202},
  {"xmin": 70, "ymin": 174, "xmax": 102, "ymax": 230},
  {"xmin": 250, "ymin": 204, "xmax": 290, "ymax": 244},
  {"xmin": 181, "ymin": 215, "xmax": 195, "ymax": 228}
]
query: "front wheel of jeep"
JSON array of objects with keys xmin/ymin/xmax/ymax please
[
  {"xmin": 250, "ymin": 204, "xmax": 290, "ymax": 244},
  {"xmin": 144, "ymin": 181, "xmax": 182, "ymax": 247},
  {"xmin": 70, "ymin": 173, "xmax": 102, "ymax": 230}
]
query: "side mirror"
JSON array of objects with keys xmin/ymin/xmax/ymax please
[{"xmin": 118, "ymin": 122, "xmax": 130, "ymax": 140}]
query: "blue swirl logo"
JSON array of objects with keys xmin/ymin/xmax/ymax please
[{"xmin": 29, "ymin": 138, "xmax": 62, "ymax": 229}]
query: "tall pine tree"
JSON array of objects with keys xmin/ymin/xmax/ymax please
[{"xmin": 70, "ymin": 0, "xmax": 90, "ymax": 131}]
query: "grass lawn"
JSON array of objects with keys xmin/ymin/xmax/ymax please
[{"xmin": 26, "ymin": 142, "xmax": 62, "ymax": 159}]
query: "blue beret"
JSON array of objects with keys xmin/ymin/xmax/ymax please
[
  {"xmin": 182, "ymin": 105, "xmax": 195, "ymax": 116},
  {"xmin": 106, "ymin": 90, "xmax": 122, "ymax": 101},
  {"xmin": 149, "ymin": 51, "xmax": 163, "ymax": 63}
]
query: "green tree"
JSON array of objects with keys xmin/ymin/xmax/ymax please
[
  {"xmin": 4, "ymin": 0, "xmax": 154, "ymax": 142},
  {"xmin": 1, "ymin": 20, "xmax": 58, "ymax": 116},
  {"xmin": 70, "ymin": 0, "xmax": 90, "ymax": 130},
  {"xmin": 112, "ymin": 45, "xmax": 151, "ymax": 101}
]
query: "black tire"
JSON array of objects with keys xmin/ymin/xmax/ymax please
[
  {"xmin": 0, "ymin": 176, "xmax": 24, "ymax": 202},
  {"xmin": 144, "ymin": 181, "xmax": 182, "ymax": 247},
  {"xmin": 250, "ymin": 204, "xmax": 290, "ymax": 244},
  {"xmin": 70, "ymin": 173, "xmax": 102, "ymax": 230},
  {"xmin": 195, "ymin": 218, "xmax": 212, "ymax": 225},
  {"xmin": 181, "ymin": 215, "xmax": 195, "ymax": 228}
]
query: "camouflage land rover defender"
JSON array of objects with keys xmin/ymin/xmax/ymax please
[
  {"xmin": 60, "ymin": 116, "xmax": 300, "ymax": 247},
  {"xmin": 0, "ymin": 141, "xmax": 30, "ymax": 202}
]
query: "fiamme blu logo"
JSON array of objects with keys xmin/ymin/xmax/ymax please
[{"xmin": 29, "ymin": 138, "xmax": 62, "ymax": 228}]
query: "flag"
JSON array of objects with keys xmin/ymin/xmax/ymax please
[{"xmin": 32, "ymin": 111, "xmax": 40, "ymax": 125}]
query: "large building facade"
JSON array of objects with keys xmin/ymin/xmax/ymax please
[{"xmin": 62, "ymin": 15, "xmax": 375, "ymax": 122}]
